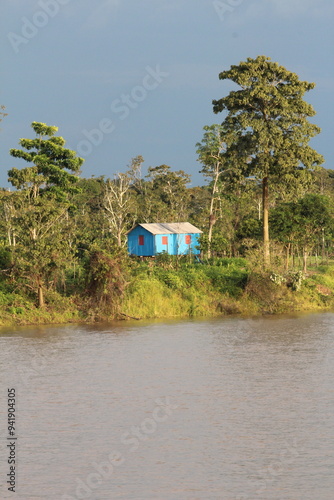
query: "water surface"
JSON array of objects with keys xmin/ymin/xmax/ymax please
[{"xmin": 0, "ymin": 313, "xmax": 334, "ymax": 499}]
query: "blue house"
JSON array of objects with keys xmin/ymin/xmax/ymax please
[{"xmin": 127, "ymin": 222, "xmax": 202, "ymax": 257}]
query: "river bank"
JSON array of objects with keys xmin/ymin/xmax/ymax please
[{"xmin": 1, "ymin": 258, "xmax": 334, "ymax": 327}]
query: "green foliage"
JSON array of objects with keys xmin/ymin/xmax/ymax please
[
  {"xmin": 154, "ymin": 251, "xmax": 177, "ymax": 268},
  {"xmin": 6, "ymin": 122, "xmax": 85, "ymax": 307},
  {"xmin": 198, "ymin": 233, "xmax": 228, "ymax": 256},
  {"xmin": 145, "ymin": 164, "xmax": 191, "ymax": 221},
  {"xmin": 236, "ymin": 217, "xmax": 262, "ymax": 240},
  {"xmin": 213, "ymin": 55, "xmax": 324, "ymax": 263},
  {"xmin": 203, "ymin": 265, "xmax": 248, "ymax": 297},
  {"xmin": 0, "ymin": 85, "xmax": 334, "ymax": 324},
  {"xmin": 9, "ymin": 121, "xmax": 84, "ymax": 196},
  {"xmin": 287, "ymin": 271, "xmax": 305, "ymax": 291},
  {"xmin": 203, "ymin": 257, "xmax": 247, "ymax": 268},
  {"xmin": 271, "ymin": 194, "xmax": 333, "ymax": 250},
  {"xmin": 245, "ymin": 272, "xmax": 291, "ymax": 313},
  {"xmin": 84, "ymin": 246, "xmax": 130, "ymax": 317},
  {"xmin": 0, "ymin": 246, "xmax": 12, "ymax": 270},
  {"xmin": 153, "ymin": 268, "xmax": 184, "ymax": 290},
  {"xmin": 213, "ymin": 56, "xmax": 323, "ymax": 180}
]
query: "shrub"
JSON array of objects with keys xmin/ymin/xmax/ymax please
[
  {"xmin": 84, "ymin": 247, "xmax": 130, "ymax": 315},
  {"xmin": 153, "ymin": 269, "xmax": 184, "ymax": 290},
  {"xmin": 287, "ymin": 271, "xmax": 305, "ymax": 291},
  {"xmin": 203, "ymin": 266, "xmax": 248, "ymax": 297},
  {"xmin": 0, "ymin": 246, "xmax": 12, "ymax": 270},
  {"xmin": 245, "ymin": 272, "xmax": 290, "ymax": 313}
]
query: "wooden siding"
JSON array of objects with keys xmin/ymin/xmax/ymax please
[{"xmin": 127, "ymin": 223, "xmax": 202, "ymax": 256}]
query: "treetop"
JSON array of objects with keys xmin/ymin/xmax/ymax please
[
  {"xmin": 213, "ymin": 55, "xmax": 316, "ymax": 117},
  {"xmin": 31, "ymin": 121, "xmax": 58, "ymax": 137}
]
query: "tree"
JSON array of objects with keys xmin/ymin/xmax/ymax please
[
  {"xmin": 7, "ymin": 122, "xmax": 84, "ymax": 307},
  {"xmin": 296, "ymin": 194, "xmax": 333, "ymax": 271},
  {"xmin": 213, "ymin": 56, "xmax": 324, "ymax": 266},
  {"xmin": 146, "ymin": 165, "xmax": 191, "ymax": 221},
  {"xmin": 270, "ymin": 194, "xmax": 333, "ymax": 271},
  {"xmin": 311, "ymin": 167, "xmax": 334, "ymax": 197},
  {"xmin": 196, "ymin": 125, "xmax": 226, "ymax": 257},
  {"xmin": 9, "ymin": 121, "xmax": 83, "ymax": 198},
  {"xmin": 102, "ymin": 156, "xmax": 143, "ymax": 247}
]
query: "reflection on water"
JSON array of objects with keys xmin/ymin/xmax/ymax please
[{"xmin": 0, "ymin": 313, "xmax": 334, "ymax": 499}]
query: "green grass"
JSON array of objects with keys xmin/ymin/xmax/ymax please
[{"xmin": 2, "ymin": 258, "xmax": 334, "ymax": 326}]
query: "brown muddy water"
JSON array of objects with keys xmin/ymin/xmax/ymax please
[{"xmin": 0, "ymin": 313, "xmax": 334, "ymax": 499}]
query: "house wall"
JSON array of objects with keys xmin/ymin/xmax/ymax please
[
  {"xmin": 173, "ymin": 233, "xmax": 201, "ymax": 255},
  {"xmin": 154, "ymin": 234, "xmax": 173, "ymax": 254},
  {"xmin": 127, "ymin": 226, "xmax": 202, "ymax": 256},
  {"xmin": 127, "ymin": 226, "xmax": 154, "ymax": 256}
]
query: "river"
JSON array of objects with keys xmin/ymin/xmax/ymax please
[{"xmin": 0, "ymin": 313, "xmax": 334, "ymax": 499}]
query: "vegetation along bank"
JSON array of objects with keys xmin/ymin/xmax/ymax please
[{"xmin": 1, "ymin": 56, "xmax": 334, "ymax": 325}]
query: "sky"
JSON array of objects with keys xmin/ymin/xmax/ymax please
[{"xmin": 1, "ymin": 0, "xmax": 333, "ymax": 187}]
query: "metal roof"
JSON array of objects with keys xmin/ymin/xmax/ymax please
[{"xmin": 135, "ymin": 222, "xmax": 203, "ymax": 235}]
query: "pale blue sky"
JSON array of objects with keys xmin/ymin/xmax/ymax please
[{"xmin": 1, "ymin": 0, "xmax": 333, "ymax": 187}]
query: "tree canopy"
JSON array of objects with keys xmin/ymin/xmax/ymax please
[
  {"xmin": 9, "ymin": 121, "xmax": 84, "ymax": 199},
  {"xmin": 6, "ymin": 122, "xmax": 84, "ymax": 307},
  {"xmin": 213, "ymin": 55, "xmax": 324, "ymax": 265}
]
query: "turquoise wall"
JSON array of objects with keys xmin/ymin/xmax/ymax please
[{"xmin": 127, "ymin": 226, "xmax": 201, "ymax": 256}]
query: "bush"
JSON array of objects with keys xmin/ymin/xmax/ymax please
[
  {"xmin": 286, "ymin": 271, "xmax": 305, "ymax": 291},
  {"xmin": 153, "ymin": 268, "xmax": 184, "ymax": 290},
  {"xmin": 84, "ymin": 247, "xmax": 130, "ymax": 316},
  {"xmin": 203, "ymin": 266, "xmax": 248, "ymax": 297},
  {"xmin": 206, "ymin": 257, "xmax": 248, "ymax": 268},
  {"xmin": 245, "ymin": 272, "xmax": 291, "ymax": 313},
  {"xmin": 0, "ymin": 246, "xmax": 12, "ymax": 270}
]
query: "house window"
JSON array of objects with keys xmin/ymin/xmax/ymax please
[
  {"xmin": 185, "ymin": 235, "xmax": 191, "ymax": 244},
  {"xmin": 162, "ymin": 236, "xmax": 168, "ymax": 245},
  {"xmin": 138, "ymin": 235, "xmax": 144, "ymax": 246}
]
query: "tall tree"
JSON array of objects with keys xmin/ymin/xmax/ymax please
[
  {"xmin": 213, "ymin": 55, "xmax": 324, "ymax": 266},
  {"xmin": 7, "ymin": 122, "xmax": 84, "ymax": 307},
  {"xmin": 102, "ymin": 156, "xmax": 144, "ymax": 247},
  {"xmin": 9, "ymin": 121, "xmax": 83, "ymax": 198},
  {"xmin": 196, "ymin": 125, "xmax": 226, "ymax": 257}
]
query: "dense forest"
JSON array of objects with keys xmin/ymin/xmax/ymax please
[{"xmin": 1, "ymin": 56, "xmax": 334, "ymax": 325}]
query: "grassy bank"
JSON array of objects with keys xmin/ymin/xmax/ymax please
[
  {"xmin": 122, "ymin": 258, "xmax": 334, "ymax": 319},
  {"xmin": 1, "ymin": 257, "xmax": 334, "ymax": 326}
]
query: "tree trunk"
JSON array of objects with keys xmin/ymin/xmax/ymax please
[
  {"xmin": 207, "ymin": 213, "xmax": 216, "ymax": 258},
  {"xmin": 38, "ymin": 284, "xmax": 45, "ymax": 308},
  {"xmin": 322, "ymin": 227, "xmax": 325, "ymax": 261},
  {"xmin": 262, "ymin": 176, "xmax": 270, "ymax": 267},
  {"xmin": 285, "ymin": 243, "xmax": 290, "ymax": 272},
  {"xmin": 207, "ymin": 171, "xmax": 219, "ymax": 259},
  {"xmin": 303, "ymin": 248, "xmax": 308, "ymax": 274},
  {"xmin": 117, "ymin": 230, "xmax": 122, "ymax": 247}
]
